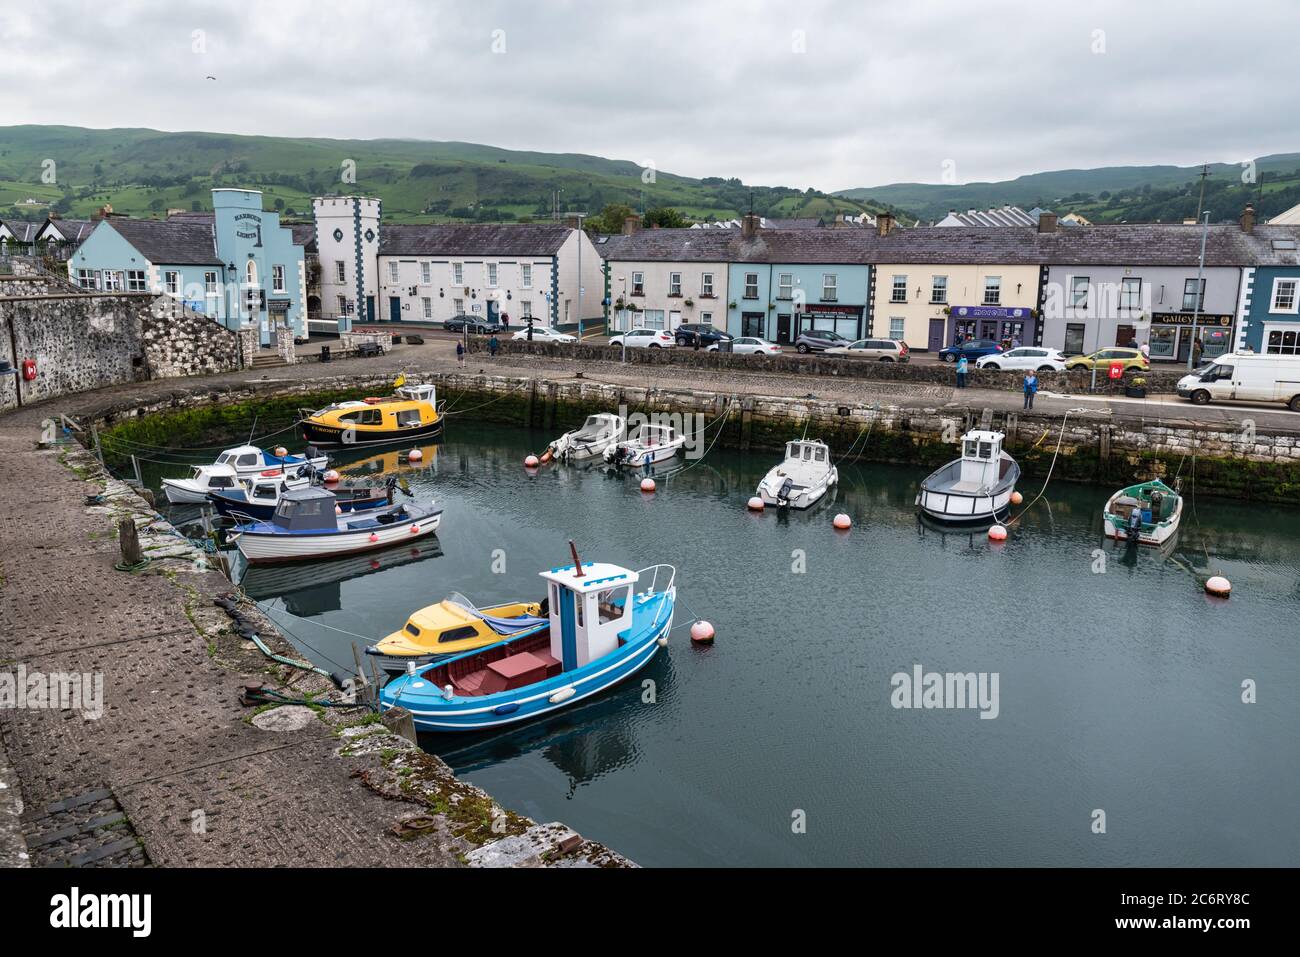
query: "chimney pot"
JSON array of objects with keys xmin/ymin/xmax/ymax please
[
  {"xmin": 622, "ymin": 215, "xmax": 641, "ymax": 236},
  {"xmin": 1240, "ymin": 203, "xmax": 1256, "ymax": 234},
  {"xmin": 741, "ymin": 213, "xmax": 761, "ymax": 240},
  {"xmin": 876, "ymin": 212, "xmax": 895, "ymax": 237}
]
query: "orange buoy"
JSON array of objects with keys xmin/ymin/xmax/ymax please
[
  {"xmin": 640, "ymin": 478, "xmax": 656, "ymax": 493},
  {"xmin": 368, "ymin": 533, "xmax": 379, "ymax": 543},
  {"xmin": 1010, "ymin": 491, "xmax": 1024, "ymax": 505},
  {"xmin": 274, "ymin": 446, "xmax": 288, "ymax": 458},
  {"xmin": 1205, "ymin": 575, "xmax": 1232, "ymax": 597},
  {"xmin": 988, "ymin": 524, "xmax": 1008, "ymax": 541},
  {"xmin": 832, "ymin": 513, "xmax": 852, "ymax": 530},
  {"xmin": 409, "ymin": 524, "xmax": 420, "ymax": 534},
  {"xmin": 539, "ymin": 449, "xmax": 554, "ymax": 465},
  {"xmin": 747, "ymin": 496, "xmax": 765, "ymax": 511},
  {"xmin": 323, "ymin": 469, "xmax": 340, "ymax": 483},
  {"xmin": 408, "ymin": 448, "xmax": 423, "ymax": 463},
  {"xmin": 524, "ymin": 454, "xmax": 540, "ymax": 468},
  {"xmin": 334, "ymin": 505, "xmax": 343, "ymax": 515},
  {"xmin": 690, "ymin": 621, "xmax": 715, "ymax": 644}
]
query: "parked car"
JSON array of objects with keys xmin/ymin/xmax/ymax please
[
  {"xmin": 938, "ymin": 339, "xmax": 1003, "ymax": 362},
  {"xmin": 793, "ymin": 329, "xmax": 852, "ymax": 353},
  {"xmin": 512, "ymin": 325, "xmax": 576, "ymax": 343},
  {"xmin": 976, "ymin": 347, "xmax": 1067, "ymax": 372},
  {"xmin": 674, "ymin": 323, "xmax": 733, "ymax": 347},
  {"xmin": 444, "ymin": 314, "xmax": 505, "ymax": 334},
  {"xmin": 709, "ymin": 336, "xmax": 781, "ymax": 356},
  {"xmin": 824, "ymin": 338, "xmax": 910, "ymax": 362},
  {"xmin": 1177, "ymin": 353, "xmax": 1300, "ymax": 411},
  {"xmin": 1064, "ymin": 347, "xmax": 1149, "ymax": 374},
  {"xmin": 609, "ymin": 327, "xmax": 675, "ymax": 349}
]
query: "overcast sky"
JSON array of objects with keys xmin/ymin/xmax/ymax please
[{"xmin": 2, "ymin": 0, "xmax": 1296, "ymax": 192}]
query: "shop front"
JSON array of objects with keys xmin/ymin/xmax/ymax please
[
  {"xmin": 795, "ymin": 303, "xmax": 864, "ymax": 340},
  {"xmin": 1147, "ymin": 312, "xmax": 1234, "ymax": 363},
  {"xmin": 948, "ymin": 305, "xmax": 1034, "ymax": 347}
]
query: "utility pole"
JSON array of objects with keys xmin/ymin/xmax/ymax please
[
  {"xmin": 1194, "ymin": 164, "xmax": 1209, "ymax": 223},
  {"xmin": 1187, "ymin": 210, "xmax": 1210, "ymax": 371}
]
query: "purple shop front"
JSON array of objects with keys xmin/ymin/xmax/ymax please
[{"xmin": 948, "ymin": 306, "xmax": 1034, "ymax": 346}]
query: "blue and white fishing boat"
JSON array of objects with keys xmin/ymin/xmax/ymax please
[
  {"xmin": 209, "ymin": 473, "xmax": 393, "ymax": 522},
  {"xmin": 230, "ymin": 487, "xmax": 442, "ymax": 564},
  {"xmin": 161, "ymin": 444, "xmax": 328, "ymax": 504},
  {"xmin": 380, "ymin": 544, "xmax": 675, "ymax": 731}
]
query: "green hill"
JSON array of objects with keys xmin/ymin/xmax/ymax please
[
  {"xmin": 837, "ymin": 154, "xmax": 1300, "ymax": 224},
  {"xmin": 0, "ymin": 125, "xmax": 900, "ymax": 226}
]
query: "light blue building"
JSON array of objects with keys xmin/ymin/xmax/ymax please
[
  {"xmin": 67, "ymin": 189, "xmax": 306, "ymax": 346},
  {"xmin": 727, "ymin": 257, "xmax": 873, "ymax": 343}
]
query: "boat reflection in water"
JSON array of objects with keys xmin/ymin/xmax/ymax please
[
  {"xmin": 335, "ymin": 440, "xmax": 443, "ymax": 479},
  {"xmin": 235, "ymin": 538, "xmax": 445, "ymax": 617}
]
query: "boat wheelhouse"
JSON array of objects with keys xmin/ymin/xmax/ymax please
[
  {"xmin": 301, "ymin": 384, "xmax": 443, "ymax": 447},
  {"xmin": 916, "ymin": 429, "xmax": 1020, "ymax": 523},
  {"xmin": 209, "ymin": 472, "xmax": 390, "ymax": 521},
  {"xmin": 366, "ymin": 593, "xmax": 549, "ymax": 677},
  {"xmin": 1103, "ymin": 479, "xmax": 1183, "ymax": 546},
  {"xmin": 604, "ymin": 422, "xmax": 685, "ymax": 467},
  {"xmin": 162, "ymin": 462, "xmax": 243, "ymax": 505},
  {"xmin": 379, "ymin": 547, "xmax": 675, "ymax": 731},
  {"xmin": 756, "ymin": 439, "xmax": 838, "ymax": 509},
  {"xmin": 545, "ymin": 413, "xmax": 626, "ymax": 463}
]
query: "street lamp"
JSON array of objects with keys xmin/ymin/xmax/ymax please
[
  {"xmin": 1187, "ymin": 210, "xmax": 1210, "ymax": 371},
  {"xmin": 616, "ymin": 275, "xmax": 628, "ymax": 363}
]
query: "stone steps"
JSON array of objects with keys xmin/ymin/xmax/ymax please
[
  {"xmin": 250, "ymin": 354, "xmax": 288, "ymax": 369},
  {"xmin": 21, "ymin": 786, "xmax": 149, "ymax": 868}
]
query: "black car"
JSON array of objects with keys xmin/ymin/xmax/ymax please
[
  {"xmin": 674, "ymin": 323, "xmax": 733, "ymax": 347},
  {"xmin": 444, "ymin": 314, "xmax": 505, "ymax": 334}
]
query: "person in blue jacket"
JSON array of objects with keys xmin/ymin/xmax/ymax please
[
  {"xmin": 955, "ymin": 354, "xmax": 969, "ymax": 388},
  {"xmin": 1023, "ymin": 370, "xmax": 1038, "ymax": 409}
]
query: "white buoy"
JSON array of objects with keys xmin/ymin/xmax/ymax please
[
  {"xmin": 408, "ymin": 448, "xmax": 423, "ymax": 463},
  {"xmin": 690, "ymin": 620, "xmax": 715, "ymax": 644},
  {"xmin": 323, "ymin": 469, "xmax": 340, "ymax": 483},
  {"xmin": 988, "ymin": 524, "xmax": 1008, "ymax": 541},
  {"xmin": 524, "ymin": 454, "xmax": 540, "ymax": 468},
  {"xmin": 1205, "ymin": 575, "xmax": 1232, "ymax": 598},
  {"xmin": 274, "ymin": 446, "xmax": 288, "ymax": 458},
  {"xmin": 833, "ymin": 513, "xmax": 852, "ymax": 530},
  {"xmin": 549, "ymin": 686, "xmax": 577, "ymax": 704},
  {"xmin": 640, "ymin": 478, "xmax": 656, "ymax": 493},
  {"xmin": 747, "ymin": 496, "xmax": 765, "ymax": 511}
]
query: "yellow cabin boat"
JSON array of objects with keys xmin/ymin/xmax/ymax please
[
  {"xmin": 365, "ymin": 594, "xmax": 548, "ymax": 677},
  {"xmin": 302, "ymin": 384, "xmax": 443, "ymax": 447}
]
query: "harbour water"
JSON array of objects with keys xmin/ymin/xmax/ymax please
[{"xmin": 156, "ymin": 425, "xmax": 1299, "ymax": 867}]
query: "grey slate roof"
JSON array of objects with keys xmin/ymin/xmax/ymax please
[
  {"xmin": 379, "ymin": 223, "xmax": 571, "ymax": 257},
  {"xmin": 766, "ymin": 217, "xmax": 824, "ymax": 229},
  {"xmin": 102, "ymin": 218, "xmax": 222, "ymax": 266},
  {"xmin": 43, "ymin": 218, "xmax": 96, "ymax": 242},
  {"xmin": 600, "ymin": 224, "xmax": 1300, "ymax": 267},
  {"xmin": 287, "ymin": 222, "xmax": 316, "ymax": 251}
]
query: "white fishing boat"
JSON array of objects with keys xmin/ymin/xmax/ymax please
[
  {"xmin": 916, "ymin": 429, "xmax": 1020, "ymax": 523},
  {"xmin": 212, "ymin": 444, "xmax": 328, "ymax": 480},
  {"xmin": 604, "ymin": 422, "xmax": 685, "ymax": 467},
  {"xmin": 230, "ymin": 487, "xmax": 442, "ymax": 564},
  {"xmin": 1102, "ymin": 479, "xmax": 1183, "ymax": 546},
  {"xmin": 543, "ymin": 413, "xmax": 626, "ymax": 463},
  {"xmin": 756, "ymin": 439, "xmax": 838, "ymax": 509},
  {"xmin": 162, "ymin": 463, "xmax": 243, "ymax": 504}
]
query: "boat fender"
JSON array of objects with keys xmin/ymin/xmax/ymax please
[
  {"xmin": 656, "ymin": 635, "xmax": 669, "ymax": 648},
  {"xmin": 368, "ymin": 533, "xmax": 380, "ymax": 543},
  {"xmin": 443, "ymin": 684, "xmax": 455, "ymax": 700},
  {"xmin": 549, "ymin": 687, "xmax": 577, "ymax": 704},
  {"xmin": 328, "ymin": 671, "xmax": 350, "ymax": 690},
  {"xmin": 409, "ymin": 524, "xmax": 420, "ymax": 534},
  {"xmin": 260, "ymin": 468, "xmax": 283, "ymax": 477},
  {"xmin": 539, "ymin": 449, "xmax": 554, "ymax": 465},
  {"xmin": 1010, "ymin": 490, "xmax": 1024, "ymax": 505},
  {"xmin": 493, "ymin": 702, "xmax": 521, "ymax": 716}
]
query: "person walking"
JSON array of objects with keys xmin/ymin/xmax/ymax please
[
  {"xmin": 488, "ymin": 333, "xmax": 499, "ymax": 358},
  {"xmin": 955, "ymin": 354, "xmax": 969, "ymax": 389},
  {"xmin": 1140, "ymin": 340, "xmax": 1150, "ymax": 360},
  {"xmin": 1192, "ymin": 337, "xmax": 1204, "ymax": 366},
  {"xmin": 456, "ymin": 339, "xmax": 465, "ymax": 368},
  {"xmin": 1022, "ymin": 370, "xmax": 1038, "ymax": 410}
]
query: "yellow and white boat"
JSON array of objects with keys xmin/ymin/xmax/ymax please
[
  {"xmin": 365, "ymin": 593, "xmax": 548, "ymax": 678},
  {"xmin": 302, "ymin": 382, "xmax": 443, "ymax": 447}
]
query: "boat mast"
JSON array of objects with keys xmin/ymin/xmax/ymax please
[{"xmin": 569, "ymin": 539, "xmax": 584, "ymax": 576}]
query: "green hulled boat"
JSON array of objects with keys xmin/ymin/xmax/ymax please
[{"xmin": 1103, "ymin": 479, "xmax": 1183, "ymax": 546}]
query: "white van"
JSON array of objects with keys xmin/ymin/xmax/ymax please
[{"xmin": 1176, "ymin": 352, "xmax": 1300, "ymax": 411}]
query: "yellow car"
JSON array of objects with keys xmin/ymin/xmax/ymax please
[{"xmin": 1065, "ymin": 347, "xmax": 1149, "ymax": 374}]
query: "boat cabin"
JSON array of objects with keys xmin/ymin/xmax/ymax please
[
  {"xmin": 630, "ymin": 423, "xmax": 677, "ymax": 446},
  {"xmin": 577, "ymin": 413, "xmax": 621, "ymax": 439},
  {"xmin": 271, "ymin": 487, "xmax": 340, "ymax": 531},
  {"xmin": 955, "ymin": 430, "xmax": 1006, "ymax": 491},
  {"xmin": 190, "ymin": 462, "xmax": 240, "ymax": 489},
  {"xmin": 216, "ymin": 446, "xmax": 278, "ymax": 470},
  {"xmin": 784, "ymin": 439, "xmax": 829, "ymax": 466},
  {"xmin": 538, "ymin": 561, "xmax": 640, "ymax": 671},
  {"xmin": 396, "ymin": 384, "xmax": 437, "ymax": 404}
]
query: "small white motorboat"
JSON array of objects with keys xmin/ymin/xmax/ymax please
[
  {"xmin": 604, "ymin": 422, "xmax": 685, "ymax": 467},
  {"xmin": 213, "ymin": 444, "xmax": 328, "ymax": 479},
  {"xmin": 543, "ymin": 413, "xmax": 626, "ymax": 463},
  {"xmin": 756, "ymin": 439, "xmax": 838, "ymax": 509},
  {"xmin": 162, "ymin": 463, "xmax": 243, "ymax": 504},
  {"xmin": 1103, "ymin": 479, "xmax": 1183, "ymax": 546},
  {"xmin": 916, "ymin": 429, "xmax": 1020, "ymax": 523}
]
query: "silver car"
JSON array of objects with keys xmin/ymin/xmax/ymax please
[{"xmin": 824, "ymin": 338, "xmax": 910, "ymax": 362}]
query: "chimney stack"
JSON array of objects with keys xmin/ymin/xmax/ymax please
[
  {"xmin": 565, "ymin": 214, "xmax": 582, "ymax": 230},
  {"xmin": 1240, "ymin": 203, "xmax": 1256, "ymax": 234},
  {"xmin": 876, "ymin": 212, "xmax": 895, "ymax": 237},
  {"xmin": 1037, "ymin": 211, "xmax": 1058, "ymax": 234},
  {"xmin": 741, "ymin": 212, "xmax": 761, "ymax": 240},
  {"xmin": 622, "ymin": 214, "xmax": 641, "ymax": 236}
]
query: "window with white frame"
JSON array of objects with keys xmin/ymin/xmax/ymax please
[
  {"xmin": 777, "ymin": 273, "xmax": 793, "ymax": 299},
  {"xmin": 453, "ymin": 298, "xmax": 464, "ymax": 314},
  {"xmin": 983, "ymin": 276, "xmax": 1001, "ymax": 305},
  {"xmin": 891, "ymin": 275, "xmax": 907, "ymax": 303},
  {"xmin": 521, "ymin": 263, "xmax": 532, "ymax": 288},
  {"xmin": 420, "ymin": 262, "xmax": 431, "ymax": 284},
  {"xmin": 744, "ymin": 273, "xmax": 759, "ymax": 299},
  {"xmin": 631, "ymin": 271, "xmax": 644, "ymax": 296},
  {"xmin": 669, "ymin": 272, "xmax": 682, "ymax": 296},
  {"xmin": 273, "ymin": 264, "xmax": 286, "ymax": 293},
  {"xmin": 701, "ymin": 272, "xmax": 715, "ymax": 296},
  {"xmin": 76, "ymin": 269, "xmax": 97, "ymax": 290},
  {"xmin": 1271, "ymin": 278, "xmax": 1298, "ymax": 313},
  {"xmin": 1182, "ymin": 278, "xmax": 1205, "ymax": 311},
  {"xmin": 521, "ymin": 300, "xmax": 532, "ymax": 318},
  {"xmin": 486, "ymin": 263, "xmax": 498, "ymax": 287},
  {"xmin": 335, "ymin": 261, "xmax": 346, "ymax": 283},
  {"xmin": 164, "ymin": 271, "xmax": 179, "ymax": 295},
  {"xmin": 822, "ymin": 274, "xmax": 838, "ymax": 301},
  {"xmin": 642, "ymin": 309, "xmax": 665, "ymax": 329},
  {"xmin": 204, "ymin": 271, "xmax": 219, "ymax": 295},
  {"xmin": 422, "ymin": 297, "xmax": 432, "ymax": 319},
  {"xmin": 930, "ymin": 275, "xmax": 947, "ymax": 304},
  {"xmin": 126, "ymin": 269, "xmax": 146, "ymax": 292},
  {"xmin": 337, "ymin": 295, "xmax": 348, "ymax": 315},
  {"xmin": 1265, "ymin": 326, "xmax": 1300, "ymax": 355},
  {"xmin": 700, "ymin": 311, "xmax": 713, "ymax": 325},
  {"xmin": 388, "ymin": 261, "xmax": 399, "ymax": 283},
  {"xmin": 245, "ymin": 261, "xmax": 258, "ymax": 286},
  {"xmin": 1070, "ymin": 276, "xmax": 1090, "ymax": 309},
  {"xmin": 102, "ymin": 270, "xmax": 123, "ymax": 292},
  {"xmin": 889, "ymin": 317, "xmax": 906, "ymax": 340},
  {"xmin": 452, "ymin": 262, "xmax": 464, "ymax": 285},
  {"xmin": 1120, "ymin": 277, "xmax": 1141, "ymax": 311}
]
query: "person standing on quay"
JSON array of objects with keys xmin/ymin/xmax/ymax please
[
  {"xmin": 1023, "ymin": 370, "xmax": 1038, "ymax": 410},
  {"xmin": 456, "ymin": 339, "xmax": 465, "ymax": 368},
  {"xmin": 956, "ymin": 354, "xmax": 969, "ymax": 388}
]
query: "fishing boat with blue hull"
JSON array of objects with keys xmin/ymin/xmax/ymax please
[
  {"xmin": 209, "ymin": 473, "xmax": 394, "ymax": 522},
  {"xmin": 380, "ymin": 545, "xmax": 675, "ymax": 732},
  {"xmin": 161, "ymin": 445, "xmax": 329, "ymax": 504}
]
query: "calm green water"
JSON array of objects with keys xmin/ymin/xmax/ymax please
[{"xmin": 148, "ymin": 426, "xmax": 1299, "ymax": 867}]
